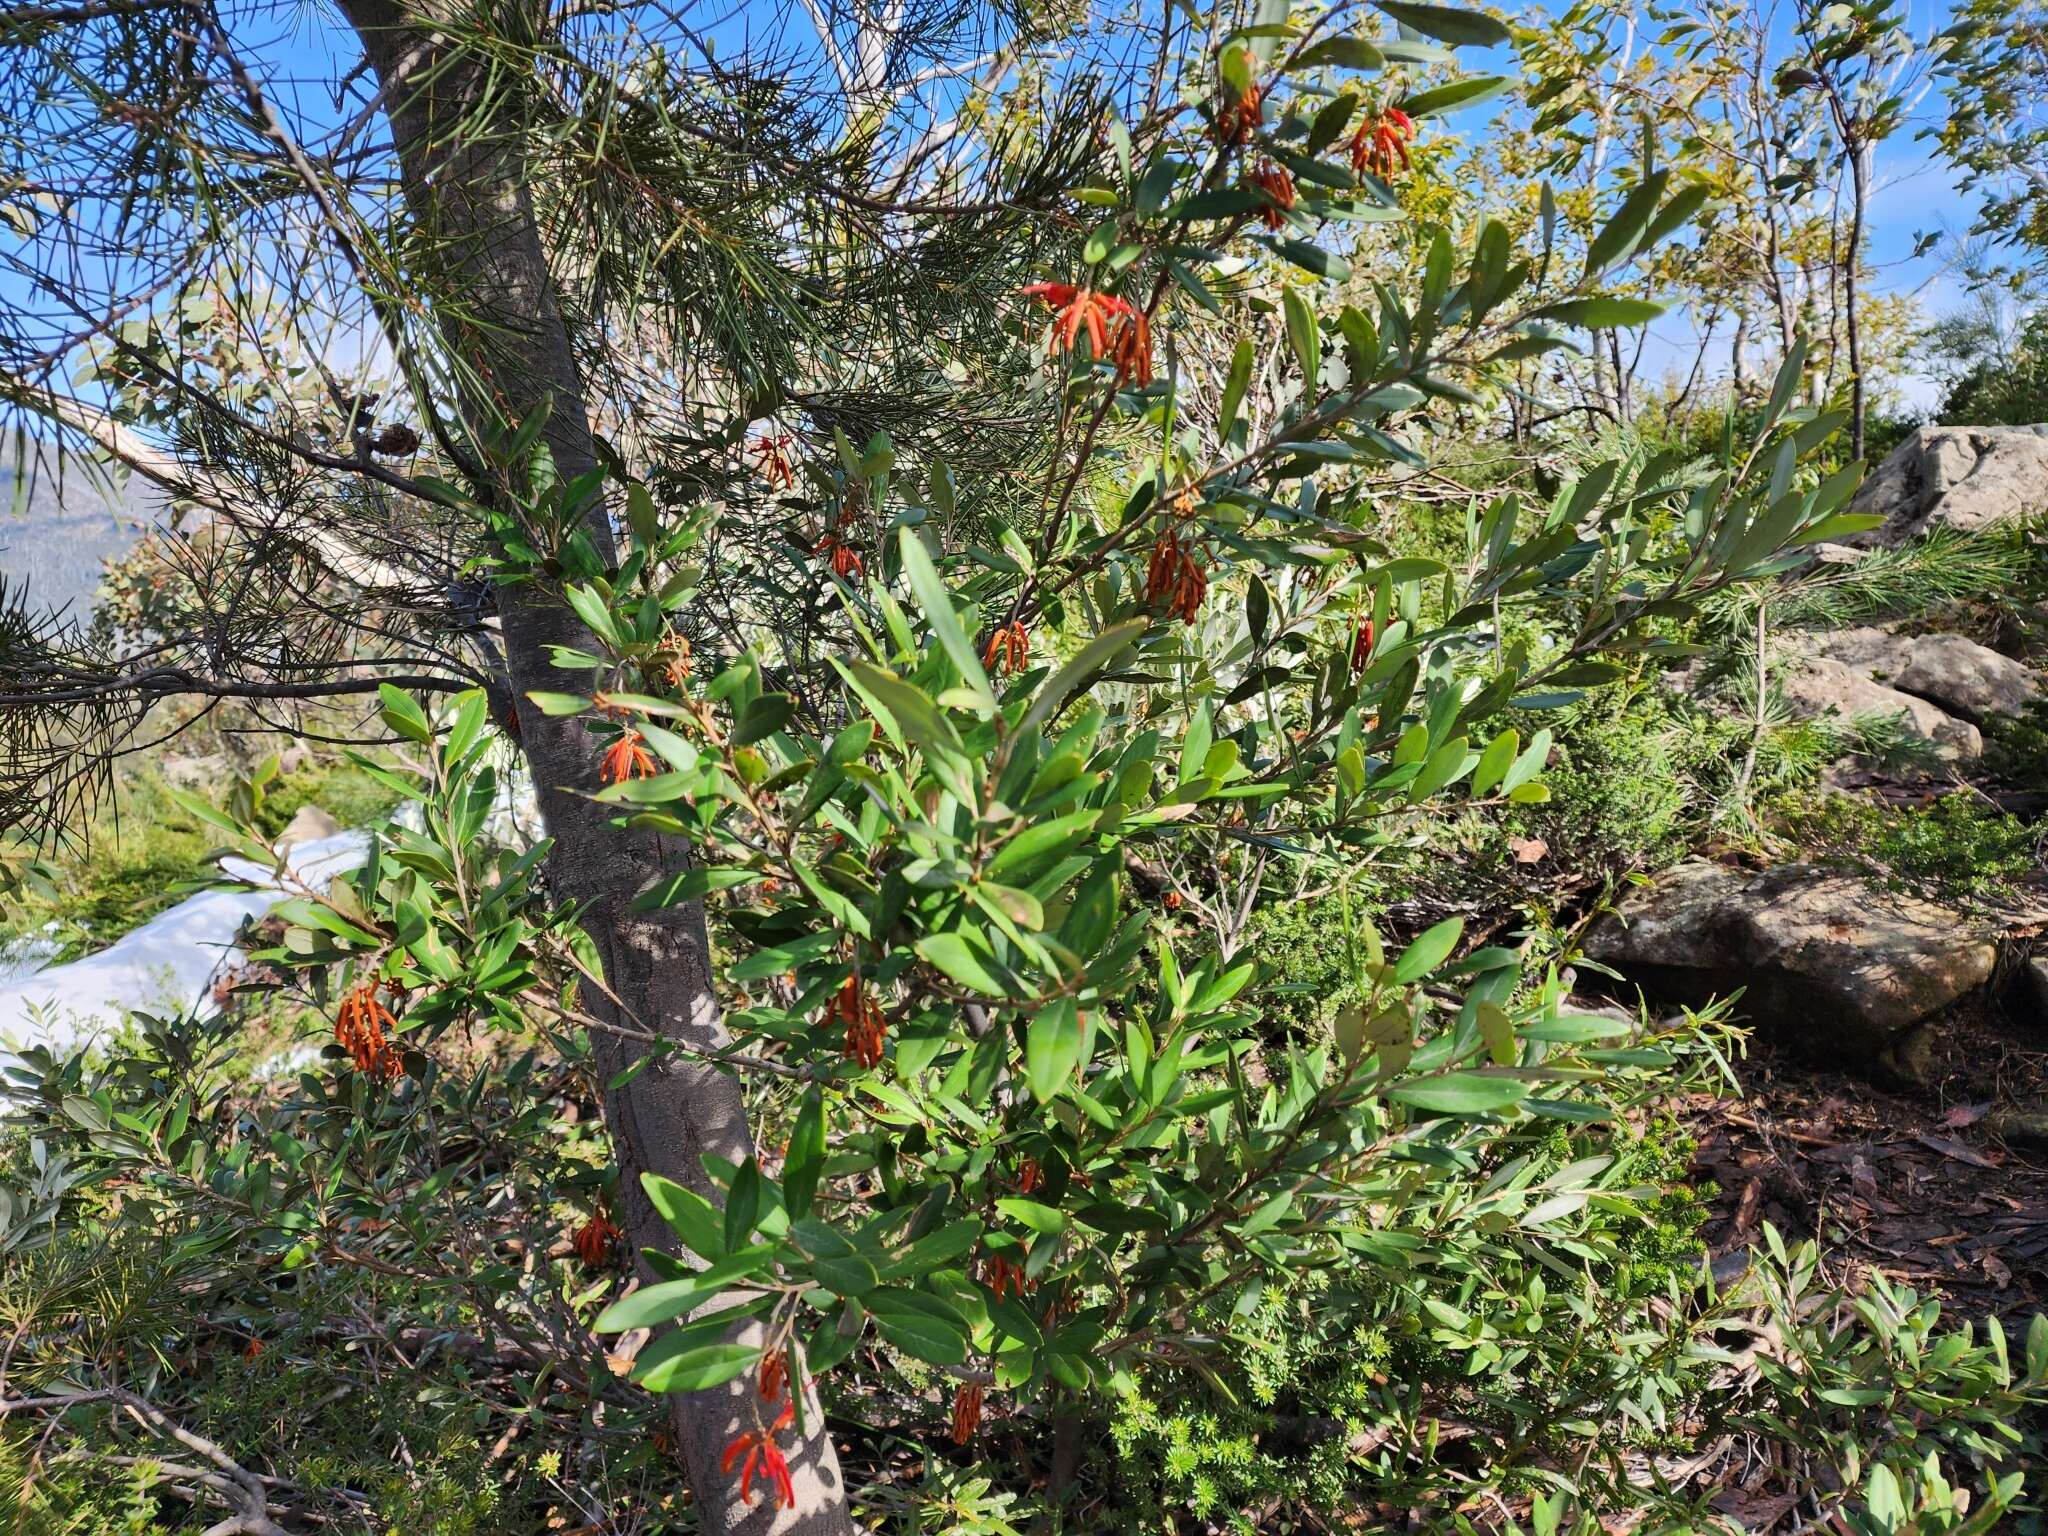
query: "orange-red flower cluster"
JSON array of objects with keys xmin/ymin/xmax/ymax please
[
  {"xmin": 824, "ymin": 976, "xmax": 887, "ymax": 1068},
  {"xmin": 982, "ymin": 1251, "xmax": 1032, "ymax": 1302},
  {"xmin": 722, "ymin": 1401, "xmax": 796, "ymax": 1510},
  {"xmin": 951, "ymin": 1382, "xmax": 985, "ymax": 1445},
  {"xmin": 1021, "ymin": 284, "xmax": 1153, "ymax": 386},
  {"xmin": 758, "ymin": 1348, "xmax": 789, "ymax": 1403},
  {"xmin": 1215, "ymin": 79, "xmax": 1264, "ymax": 145},
  {"xmin": 750, "ymin": 432, "xmax": 797, "ymax": 490},
  {"xmin": 653, "ymin": 630, "xmax": 693, "ymax": 688},
  {"xmin": 1014, "ymin": 1157, "xmax": 1041, "ymax": 1195},
  {"xmin": 601, "ymin": 728, "xmax": 658, "ymax": 786},
  {"xmin": 982, "ymin": 620, "xmax": 1030, "ymax": 676},
  {"xmin": 1248, "ymin": 159, "xmax": 1297, "ymax": 230},
  {"xmin": 817, "ymin": 521, "xmax": 866, "ymax": 580},
  {"xmin": 572, "ymin": 1208, "xmax": 621, "ymax": 1270},
  {"xmin": 1350, "ymin": 614, "xmax": 1376, "ymax": 674},
  {"xmin": 1350, "ymin": 108, "xmax": 1416, "ymax": 180},
  {"xmin": 1146, "ymin": 527, "xmax": 1208, "ymax": 625},
  {"xmin": 335, "ymin": 979, "xmax": 403, "ymax": 1080}
]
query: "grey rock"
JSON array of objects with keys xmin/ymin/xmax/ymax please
[
  {"xmin": 1847, "ymin": 424, "xmax": 2048, "ymax": 546},
  {"xmin": 275, "ymin": 803, "xmax": 343, "ymax": 852},
  {"xmin": 1779, "ymin": 655, "xmax": 1982, "ymax": 760},
  {"xmin": 160, "ymin": 753, "xmax": 229, "ymax": 790},
  {"xmin": 1812, "ymin": 625, "xmax": 1910, "ymax": 675},
  {"xmin": 1584, "ymin": 859, "xmax": 1997, "ymax": 1077},
  {"xmin": 1893, "ymin": 632, "xmax": 2040, "ymax": 722}
]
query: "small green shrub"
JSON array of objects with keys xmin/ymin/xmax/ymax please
[
  {"xmin": 1787, "ymin": 792, "xmax": 2041, "ymax": 906},
  {"xmin": 1988, "ymin": 696, "xmax": 2048, "ymax": 787}
]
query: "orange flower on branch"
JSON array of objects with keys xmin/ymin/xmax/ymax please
[
  {"xmin": 981, "ymin": 1251, "xmax": 1032, "ymax": 1301},
  {"xmin": 982, "ymin": 620, "xmax": 1030, "ymax": 676},
  {"xmin": 571, "ymin": 1208, "xmax": 621, "ymax": 1270},
  {"xmin": 758, "ymin": 1347, "xmax": 788, "ymax": 1403},
  {"xmin": 1015, "ymin": 1157, "xmax": 1041, "ymax": 1195},
  {"xmin": 1145, "ymin": 526, "xmax": 1209, "ymax": 625},
  {"xmin": 601, "ymin": 728, "xmax": 658, "ymax": 786},
  {"xmin": 1247, "ymin": 159, "xmax": 1297, "ymax": 230},
  {"xmin": 721, "ymin": 1401, "xmax": 797, "ymax": 1510},
  {"xmin": 750, "ymin": 432, "xmax": 797, "ymax": 490},
  {"xmin": 823, "ymin": 976, "xmax": 887, "ymax": 1068},
  {"xmin": 1109, "ymin": 306, "xmax": 1153, "ymax": 387},
  {"xmin": 1215, "ymin": 79, "xmax": 1264, "ymax": 145},
  {"xmin": 816, "ymin": 529, "xmax": 866, "ymax": 580},
  {"xmin": 950, "ymin": 1382, "xmax": 985, "ymax": 1445},
  {"xmin": 335, "ymin": 979, "xmax": 403, "ymax": 1080},
  {"xmin": 1350, "ymin": 614, "xmax": 1377, "ymax": 674},
  {"xmin": 1021, "ymin": 282, "xmax": 1134, "ymax": 361},
  {"xmin": 1349, "ymin": 107, "xmax": 1415, "ymax": 180},
  {"xmin": 652, "ymin": 630, "xmax": 693, "ymax": 688}
]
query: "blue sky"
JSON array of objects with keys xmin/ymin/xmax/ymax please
[{"xmin": 1, "ymin": 0, "xmax": 2007, "ymax": 421}]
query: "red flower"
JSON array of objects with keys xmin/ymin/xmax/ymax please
[
  {"xmin": 601, "ymin": 728, "xmax": 658, "ymax": 786},
  {"xmin": 1349, "ymin": 108, "xmax": 1415, "ymax": 180},
  {"xmin": 950, "ymin": 1382, "xmax": 985, "ymax": 1445},
  {"xmin": 1145, "ymin": 527, "xmax": 1208, "ymax": 625},
  {"xmin": 1247, "ymin": 159, "xmax": 1297, "ymax": 230},
  {"xmin": 816, "ymin": 530, "xmax": 866, "ymax": 579},
  {"xmin": 981, "ymin": 1251, "xmax": 1032, "ymax": 1301},
  {"xmin": 1021, "ymin": 282, "xmax": 1133, "ymax": 361},
  {"xmin": 982, "ymin": 620, "xmax": 1031, "ymax": 676},
  {"xmin": 1215, "ymin": 79, "xmax": 1264, "ymax": 146},
  {"xmin": 1350, "ymin": 614, "xmax": 1376, "ymax": 674},
  {"xmin": 335, "ymin": 979, "xmax": 404, "ymax": 1080},
  {"xmin": 1110, "ymin": 307, "xmax": 1153, "ymax": 387},
  {"xmin": 653, "ymin": 629, "xmax": 693, "ymax": 688},
  {"xmin": 571, "ymin": 1209, "xmax": 622, "ymax": 1270},
  {"xmin": 758, "ymin": 1347, "xmax": 788, "ymax": 1403},
  {"xmin": 750, "ymin": 432, "xmax": 797, "ymax": 490},
  {"xmin": 823, "ymin": 976, "xmax": 887, "ymax": 1068},
  {"xmin": 721, "ymin": 1402, "xmax": 797, "ymax": 1510},
  {"xmin": 1015, "ymin": 1157, "xmax": 1041, "ymax": 1195}
]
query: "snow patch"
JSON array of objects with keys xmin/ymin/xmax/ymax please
[{"xmin": 0, "ymin": 831, "xmax": 369, "ymax": 1056}]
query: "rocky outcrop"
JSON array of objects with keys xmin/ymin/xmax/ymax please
[
  {"xmin": 1584, "ymin": 860, "xmax": 1997, "ymax": 1078},
  {"xmin": 1847, "ymin": 424, "xmax": 2048, "ymax": 547},
  {"xmin": 1778, "ymin": 624, "xmax": 2041, "ymax": 761},
  {"xmin": 276, "ymin": 803, "xmax": 344, "ymax": 852},
  {"xmin": 1778, "ymin": 654, "xmax": 1983, "ymax": 760},
  {"xmin": 1893, "ymin": 633, "xmax": 2040, "ymax": 723}
]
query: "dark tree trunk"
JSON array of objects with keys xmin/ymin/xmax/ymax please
[
  {"xmin": 334, "ymin": 5, "xmax": 852, "ymax": 1529},
  {"xmin": 1843, "ymin": 139, "xmax": 1869, "ymax": 461}
]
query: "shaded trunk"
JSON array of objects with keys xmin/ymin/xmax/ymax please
[
  {"xmin": 1843, "ymin": 140, "xmax": 1869, "ymax": 460},
  {"xmin": 335, "ymin": 5, "xmax": 851, "ymax": 1530}
]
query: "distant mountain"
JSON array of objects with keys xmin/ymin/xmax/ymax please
[{"xmin": 0, "ymin": 460, "xmax": 155, "ymax": 618}]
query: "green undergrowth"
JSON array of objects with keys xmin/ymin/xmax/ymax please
[
  {"xmin": 1, "ymin": 753, "xmax": 403, "ymax": 961},
  {"xmin": 1781, "ymin": 791, "xmax": 2042, "ymax": 908}
]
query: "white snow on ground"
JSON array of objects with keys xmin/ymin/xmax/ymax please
[
  {"xmin": 0, "ymin": 744, "xmax": 540, "ymax": 1060},
  {"xmin": 0, "ymin": 831, "xmax": 369, "ymax": 1057}
]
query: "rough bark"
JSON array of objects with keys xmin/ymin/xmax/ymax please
[{"xmin": 333, "ymin": 5, "xmax": 852, "ymax": 1530}]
